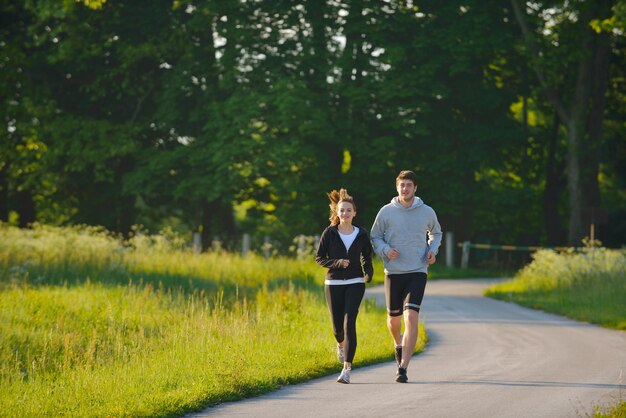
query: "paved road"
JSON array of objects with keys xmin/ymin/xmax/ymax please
[{"xmin": 192, "ymin": 279, "xmax": 626, "ymax": 418}]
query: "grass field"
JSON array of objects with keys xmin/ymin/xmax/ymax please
[
  {"xmin": 0, "ymin": 224, "xmax": 426, "ymax": 417},
  {"xmin": 485, "ymin": 248, "xmax": 626, "ymax": 330},
  {"xmin": 485, "ymin": 248, "xmax": 626, "ymax": 418}
]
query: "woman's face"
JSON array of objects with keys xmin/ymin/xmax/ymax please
[{"xmin": 337, "ymin": 201, "xmax": 356, "ymax": 224}]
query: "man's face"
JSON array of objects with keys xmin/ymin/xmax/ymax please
[{"xmin": 396, "ymin": 179, "xmax": 417, "ymax": 200}]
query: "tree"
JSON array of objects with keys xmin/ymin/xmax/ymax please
[{"xmin": 510, "ymin": 0, "xmax": 615, "ymax": 245}]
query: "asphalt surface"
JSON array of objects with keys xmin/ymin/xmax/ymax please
[{"xmin": 191, "ymin": 279, "xmax": 626, "ymax": 418}]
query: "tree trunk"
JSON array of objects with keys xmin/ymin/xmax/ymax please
[
  {"xmin": 0, "ymin": 163, "xmax": 8, "ymax": 222},
  {"xmin": 200, "ymin": 199, "xmax": 235, "ymax": 252},
  {"xmin": 509, "ymin": 0, "xmax": 611, "ymax": 246},
  {"xmin": 581, "ymin": 16, "xmax": 612, "ymax": 210},
  {"xmin": 565, "ymin": 0, "xmax": 612, "ymax": 245},
  {"xmin": 117, "ymin": 195, "xmax": 135, "ymax": 238},
  {"xmin": 543, "ymin": 114, "xmax": 566, "ymax": 245},
  {"xmin": 338, "ymin": 0, "xmax": 366, "ymax": 188},
  {"xmin": 306, "ymin": 0, "xmax": 329, "ymax": 91},
  {"xmin": 565, "ymin": 121, "xmax": 583, "ymax": 245},
  {"xmin": 306, "ymin": 0, "xmax": 343, "ymax": 186},
  {"xmin": 16, "ymin": 189, "xmax": 35, "ymax": 227},
  {"xmin": 116, "ymin": 157, "xmax": 136, "ymax": 237},
  {"xmin": 200, "ymin": 201, "xmax": 215, "ymax": 252}
]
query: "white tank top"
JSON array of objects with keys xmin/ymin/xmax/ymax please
[{"xmin": 339, "ymin": 226, "xmax": 359, "ymax": 251}]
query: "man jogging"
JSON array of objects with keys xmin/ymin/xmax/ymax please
[{"xmin": 370, "ymin": 170, "xmax": 442, "ymax": 383}]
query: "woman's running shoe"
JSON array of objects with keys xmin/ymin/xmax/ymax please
[
  {"xmin": 336, "ymin": 345, "xmax": 345, "ymax": 363},
  {"xmin": 337, "ymin": 367, "xmax": 351, "ymax": 384}
]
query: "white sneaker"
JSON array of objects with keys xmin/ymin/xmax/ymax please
[
  {"xmin": 336, "ymin": 345, "xmax": 345, "ymax": 363},
  {"xmin": 337, "ymin": 367, "xmax": 351, "ymax": 384}
]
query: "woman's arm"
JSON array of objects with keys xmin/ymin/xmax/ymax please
[
  {"xmin": 361, "ymin": 233, "xmax": 374, "ymax": 282},
  {"xmin": 314, "ymin": 229, "xmax": 344, "ymax": 269}
]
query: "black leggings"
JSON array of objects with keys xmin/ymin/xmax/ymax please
[{"xmin": 324, "ymin": 283, "xmax": 365, "ymax": 364}]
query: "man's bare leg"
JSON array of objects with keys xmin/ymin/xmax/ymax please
[
  {"xmin": 400, "ymin": 309, "xmax": 419, "ymax": 368},
  {"xmin": 387, "ymin": 315, "xmax": 402, "ymax": 346}
]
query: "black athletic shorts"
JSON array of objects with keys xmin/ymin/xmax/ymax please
[{"xmin": 385, "ymin": 272, "xmax": 428, "ymax": 316}]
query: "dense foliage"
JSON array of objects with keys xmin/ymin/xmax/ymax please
[{"xmin": 2, "ymin": 0, "xmax": 625, "ymax": 251}]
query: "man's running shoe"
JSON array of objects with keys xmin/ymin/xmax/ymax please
[
  {"xmin": 337, "ymin": 367, "xmax": 351, "ymax": 384},
  {"xmin": 396, "ymin": 367, "xmax": 408, "ymax": 383},
  {"xmin": 336, "ymin": 345, "xmax": 345, "ymax": 363},
  {"xmin": 394, "ymin": 346, "xmax": 402, "ymax": 365}
]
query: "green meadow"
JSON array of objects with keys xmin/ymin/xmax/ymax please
[
  {"xmin": 0, "ymin": 224, "xmax": 425, "ymax": 417},
  {"xmin": 485, "ymin": 248, "xmax": 626, "ymax": 330}
]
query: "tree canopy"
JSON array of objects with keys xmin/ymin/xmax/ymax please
[{"xmin": 2, "ymin": 0, "xmax": 625, "ymax": 250}]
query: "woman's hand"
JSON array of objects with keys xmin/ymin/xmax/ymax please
[{"xmin": 340, "ymin": 259, "xmax": 350, "ymax": 268}]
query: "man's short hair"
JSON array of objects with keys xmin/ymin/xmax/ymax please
[{"xmin": 396, "ymin": 170, "xmax": 418, "ymax": 186}]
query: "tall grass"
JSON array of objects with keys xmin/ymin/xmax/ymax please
[
  {"xmin": 0, "ymin": 223, "xmax": 320, "ymax": 294},
  {"xmin": 485, "ymin": 248, "xmax": 626, "ymax": 330},
  {"xmin": 595, "ymin": 397, "xmax": 626, "ymax": 418},
  {"xmin": 0, "ymin": 224, "xmax": 424, "ymax": 417}
]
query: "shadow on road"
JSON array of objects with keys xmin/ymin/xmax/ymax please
[{"xmin": 411, "ymin": 380, "xmax": 623, "ymax": 389}]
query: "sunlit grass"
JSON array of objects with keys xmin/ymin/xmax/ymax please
[
  {"xmin": 594, "ymin": 399, "xmax": 626, "ymax": 418},
  {"xmin": 485, "ymin": 248, "xmax": 626, "ymax": 330},
  {"xmin": 0, "ymin": 223, "xmax": 321, "ymax": 293},
  {"xmin": 0, "ymin": 224, "xmax": 424, "ymax": 417},
  {"xmin": 594, "ymin": 398, "xmax": 626, "ymax": 418}
]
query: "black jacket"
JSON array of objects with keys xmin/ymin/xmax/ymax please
[{"xmin": 315, "ymin": 225, "xmax": 374, "ymax": 282}]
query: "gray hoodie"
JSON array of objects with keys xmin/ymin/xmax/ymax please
[{"xmin": 371, "ymin": 196, "xmax": 442, "ymax": 274}]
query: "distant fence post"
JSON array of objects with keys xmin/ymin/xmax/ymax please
[
  {"xmin": 445, "ymin": 232, "xmax": 454, "ymax": 268},
  {"xmin": 211, "ymin": 237, "xmax": 222, "ymax": 252},
  {"xmin": 262, "ymin": 236, "xmax": 271, "ymax": 258},
  {"xmin": 192, "ymin": 232, "xmax": 202, "ymax": 254},
  {"xmin": 297, "ymin": 235, "xmax": 306, "ymax": 256},
  {"xmin": 242, "ymin": 233, "xmax": 251, "ymax": 257},
  {"xmin": 461, "ymin": 241, "xmax": 470, "ymax": 268}
]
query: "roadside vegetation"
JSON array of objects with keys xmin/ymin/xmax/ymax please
[
  {"xmin": 595, "ymin": 399, "xmax": 626, "ymax": 418},
  {"xmin": 485, "ymin": 247, "xmax": 626, "ymax": 330},
  {"xmin": 0, "ymin": 224, "xmax": 426, "ymax": 417}
]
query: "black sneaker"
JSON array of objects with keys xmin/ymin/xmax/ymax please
[
  {"xmin": 395, "ymin": 367, "xmax": 408, "ymax": 383},
  {"xmin": 394, "ymin": 346, "xmax": 402, "ymax": 365}
]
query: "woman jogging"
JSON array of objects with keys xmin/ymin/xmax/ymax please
[{"xmin": 315, "ymin": 188, "xmax": 373, "ymax": 384}]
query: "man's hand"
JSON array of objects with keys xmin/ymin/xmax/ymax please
[
  {"xmin": 427, "ymin": 251, "xmax": 436, "ymax": 265},
  {"xmin": 364, "ymin": 273, "xmax": 372, "ymax": 283},
  {"xmin": 387, "ymin": 248, "xmax": 400, "ymax": 260}
]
